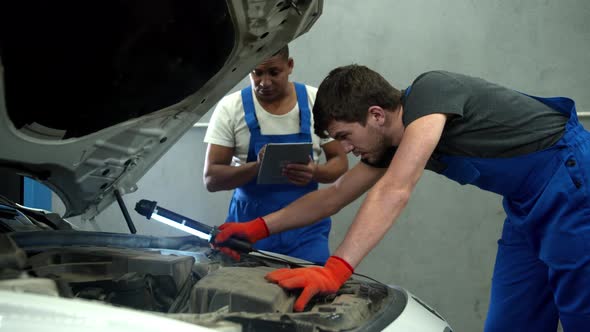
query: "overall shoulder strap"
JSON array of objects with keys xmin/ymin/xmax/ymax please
[
  {"xmin": 241, "ymin": 86, "xmax": 261, "ymax": 135},
  {"xmin": 294, "ymin": 82, "xmax": 311, "ymax": 135}
]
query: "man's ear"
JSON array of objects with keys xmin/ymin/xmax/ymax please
[
  {"xmin": 367, "ymin": 106, "xmax": 386, "ymax": 125},
  {"xmin": 287, "ymin": 58, "xmax": 294, "ymax": 74}
]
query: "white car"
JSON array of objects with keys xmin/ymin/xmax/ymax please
[{"xmin": 0, "ymin": 1, "xmax": 452, "ymax": 331}]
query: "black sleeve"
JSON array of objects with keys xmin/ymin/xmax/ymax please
[{"xmin": 403, "ymin": 71, "xmax": 469, "ymax": 126}]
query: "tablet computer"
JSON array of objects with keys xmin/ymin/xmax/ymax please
[{"xmin": 257, "ymin": 142, "xmax": 312, "ymax": 185}]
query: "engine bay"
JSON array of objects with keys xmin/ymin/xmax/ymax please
[{"xmin": 1, "ymin": 231, "xmax": 403, "ymax": 331}]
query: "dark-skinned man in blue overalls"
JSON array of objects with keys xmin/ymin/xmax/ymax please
[
  {"xmin": 215, "ymin": 65, "xmax": 590, "ymax": 331},
  {"xmin": 203, "ymin": 46, "xmax": 348, "ymax": 265}
]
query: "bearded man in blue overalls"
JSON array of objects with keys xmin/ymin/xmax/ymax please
[
  {"xmin": 203, "ymin": 46, "xmax": 348, "ymax": 265},
  {"xmin": 214, "ymin": 64, "xmax": 590, "ymax": 331}
]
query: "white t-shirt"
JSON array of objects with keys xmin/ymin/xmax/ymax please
[{"xmin": 204, "ymin": 84, "xmax": 333, "ymax": 165}]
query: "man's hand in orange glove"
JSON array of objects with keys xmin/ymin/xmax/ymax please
[
  {"xmin": 265, "ymin": 256, "xmax": 354, "ymax": 311},
  {"xmin": 213, "ymin": 217, "xmax": 269, "ymax": 260}
]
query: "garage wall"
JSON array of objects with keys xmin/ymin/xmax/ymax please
[{"xmin": 57, "ymin": 1, "xmax": 590, "ymax": 331}]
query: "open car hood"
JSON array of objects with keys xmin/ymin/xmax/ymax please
[{"xmin": 0, "ymin": 0, "xmax": 322, "ymax": 219}]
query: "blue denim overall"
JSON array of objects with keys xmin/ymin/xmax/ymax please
[
  {"xmin": 226, "ymin": 83, "xmax": 331, "ymax": 264},
  {"xmin": 405, "ymin": 86, "xmax": 590, "ymax": 331}
]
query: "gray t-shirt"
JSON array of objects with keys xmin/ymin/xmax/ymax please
[{"xmin": 364, "ymin": 71, "xmax": 568, "ymax": 168}]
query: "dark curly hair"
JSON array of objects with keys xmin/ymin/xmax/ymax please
[{"xmin": 313, "ymin": 64, "xmax": 402, "ymax": 138}]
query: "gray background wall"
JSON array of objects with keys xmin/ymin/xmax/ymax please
[{"xmin": 55, "ymin": 1, "xmax": 590, "ymax": 331}]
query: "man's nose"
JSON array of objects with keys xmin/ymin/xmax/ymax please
[
  {"xmin": 259, "ymin": 74, "xmax": 272, "ymax": 87},
  {"xmin": 341, "ymin": 141, "xmax": 354, "ymax": 153}
]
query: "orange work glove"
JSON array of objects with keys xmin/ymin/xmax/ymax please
[
  {"xmin": 265, "ymin": 256, "xmax": 354, "ymax": 311},
  {"xmin": 213, "ymin": 217, "xmax": 269, "ymax": 260}
]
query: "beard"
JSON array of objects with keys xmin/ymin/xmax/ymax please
[{"xmin": 363, "ymin": 131, "xmax": 393, "ymax": 164}]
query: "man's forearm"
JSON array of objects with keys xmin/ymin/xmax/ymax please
[
  {"xmin": 266, "ymin": 162, "xmax": 384, "ymax": 236},
  {"xmin": 333, "ymin": 186, "xmax": 410, "ymax": 268},
  {"xmin": 204, "ymin": 162, "xmax": 258, "ymax": 192}
]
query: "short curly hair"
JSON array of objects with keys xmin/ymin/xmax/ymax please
[
  {"xmin": 271, "ymin": 45, "xmax": 289, "ymax": 61},
  {"xmin": 313, "ymin": 64, "xmax": 402, "ymax": 138}
]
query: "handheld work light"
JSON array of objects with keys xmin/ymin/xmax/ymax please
[{"xmin": 134, "ymin": 199, "xmax": 252, "ymax": 253}]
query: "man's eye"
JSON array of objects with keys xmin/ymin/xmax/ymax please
[{"xmin": 253, "ymin": 71, "xmax": 262, "ymax": 76}]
